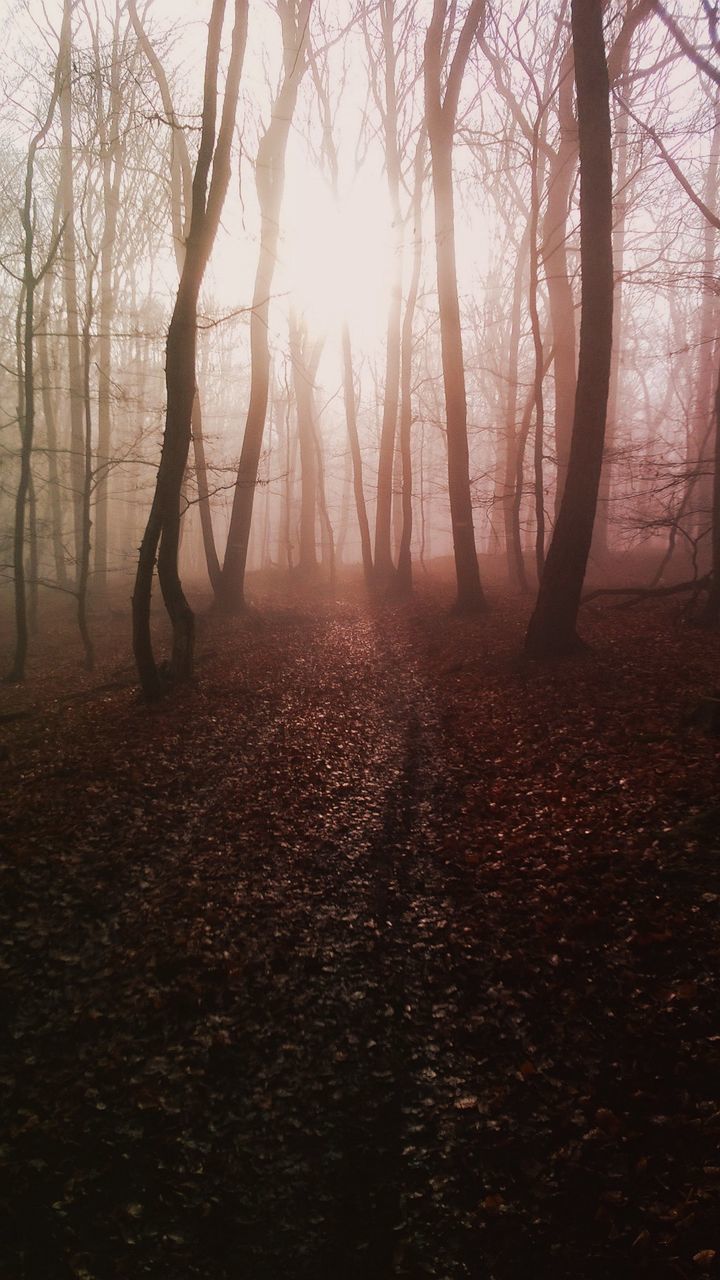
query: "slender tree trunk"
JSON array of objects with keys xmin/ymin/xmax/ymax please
[
  {"xmin": 93, "ymin": 5, "xmax": 125, "ymax": 599},
  {"xmin": 425, "ymin": 120, "xmax": 486, "ymax": 611},
  {"xmin": 341, "ymin": 323, "xmax": 373, "ymax": 586},
  {"xmin": 27, "ymin": 474, "xmax": 39, "ymax": 637},
  {"xmin": 59, "ymin": 0, "xmax": 86, "ymax": 575},
  {"xmin": 314, "ymin": 420, "xmax": 335, "ymax": 593},
  {"xmin": 290, "ymin": 312, "xmax": 323, "ymax": 578},
  {"xmin": 133, "ymin": 0, "xmax": 248, "ymax": 697},
  {"xmin": 335, "ymin": 445, "xmax": 352, "ymax": 566},
  {"xmin": 38, "ymin": 260, "xmax": 68, "ymax": 588},
  {"xmin": 78, "ymin": 259, "xmax": 96, "ymax": 670},
  {"xmin": 425, "ymin": 0, "xmax": 487, "ymax": 613},
  {"xmin": 690, "ymin": 113, "xmax": 720, "ymax": 560},
  {"xmin": 529, "ymin": 127, "xmax": 546, "ymax": 583},
  {"xmin": 191, "ymin": 389, "xmax": 222, "ymax": 590},
  {"xmin": 501, "ymin": 229, "xmax": 528, "ymax": 590},
  {"xmin": 219, "ymin": 0, "xmax": 312, "ymax": 612},
  {"xmin": 372, "ymin": 1, "xmax": 404, "ymax": 590},
  {"xmin": 7, "ymin": 70, "xmax": 62, "ymax": 682},
  {"xmin": 512, "ymin": 347, "xmax": 555, "ymax": 596},
  {"xmin": 395, "ymin": 133, "xmax": 426, "ymax": 597},
  {"xmin": 593, "ymin": 68, "xmax": 632, "ymax": 559},
  {"xmin": 542, "ymin": 45, "xmax": 577, "ymax": 513},
  {"xmin": 525, "ymin": 0, "xmax": 613, "ymax": 658},
  {"xmin": 700, "ymin": 358, "xmax": 720, "ymax": 625}
]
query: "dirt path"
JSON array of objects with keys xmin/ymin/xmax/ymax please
[{"xmin": 2, "ymin": 594, "xmax": 720, "ymax": 1278}]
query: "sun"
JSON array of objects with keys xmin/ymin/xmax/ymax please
[{"xmin": 282, "ymin": 165, "xmax": 394, "ymax": 348}]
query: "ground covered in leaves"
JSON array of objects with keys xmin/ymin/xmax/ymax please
[{"xmin": 2, "ymin": 574, "xmax": 720, "ymax": 1278}]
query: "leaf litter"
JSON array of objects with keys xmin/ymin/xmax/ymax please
[{"xmin": 1, "ymin": 583, "xmax": 719, "ymax": 1278}]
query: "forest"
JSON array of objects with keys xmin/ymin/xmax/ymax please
[{"xmin": 2, "ymin": 0, "xmax": 720, "ymax": 1276}]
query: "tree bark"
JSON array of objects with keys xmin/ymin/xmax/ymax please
[
  {"xmin": 425, "ymin": 0, "xmax": 487, "ymax": 614},
  {"xmin": 525, "ymin": 0, "xmax": 614, "ymax": 658},
  {"xmin": 133, "ymin": 0, "xmax": 248, "ymax": 698},
  {"xmin": 699, "ymin": 358, "xmax": 720, "ymax": 625},
  {"xmin": 395, "ymin": 131, "xmax": 426, "ymax": 597},
  {"xmin": 219, "ymin": 0, "xmax": 312, "ymax": 612},
  {"xmin": 371, "ymin": 1, "xmax": 404, "ymax": 590},
  {"xmin": 341, "ymin": 323, "xmax": 373, "ymax": 586},
  {"xmin": 59, "ymin": 0, "xmax": 86, "ymax": 578},
  {"xmin": 6, "ymin": 66, "xmax": 62, "ymax": 683},
  {"xmin": 541, "ymin": 44, "xmax": 577, "ymax": 513}
]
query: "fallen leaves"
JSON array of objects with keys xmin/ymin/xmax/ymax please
[{"xmin": 1, "ymin": 584, "xmax": 719, "ymax": 1278}]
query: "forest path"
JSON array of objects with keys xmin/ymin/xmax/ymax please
[{"xmin": 3, "ymin": 591, "xmax": 720, "ymax": 1280}]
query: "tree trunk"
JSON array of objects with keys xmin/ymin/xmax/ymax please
[
  {"xmin": 501, "ymin": 228, "xmax": 528, "ymax": 591},
  {"xmin": 290, "ymin": 312, "xmax": 323, "ymax": 578},
  {"xmin": 426, "ymin": 128, "xmax": 485, "ymax": 611},
  {"xmin": 699, "ymin": 358, "xmax": 720, "ymax": 626},
  {"xmin": 395, "ymin": 132, "xmax": 426, "ymax": 598},
  {"xmin": 529, "ymin": 127, "xmax": 547, "ymax": 583},
  {"xmin": 525, "ymin": 0, "xmax": 613, "ymax": 658},
  {"xmin": 59, "ymin": 0, "xmax": 86, "ymax": 577},
  {"xmin": 592, "ymin": 61, "xmax": 633, "ymax": 560},
  {"xmin": 78, "ymin": 259, "xmax": 96, "ymax": 670},
  {"xmin": 341, "ymin": 323, "xmax": 373, "ymax": 586},
  {"xmin": 133, "ymin": 0, "xmax": 248, "ymax": 698},
  {"xmin": 541, "ymin": 44, "xmax": 578, "ymax": 513},
  {"xmin": 93, "ymin": 2, "xmax": 125, "ymax": 599},
  {"xmin": 372, "ymin": 1, "xmax": 404, "ymax": 590},
  {"xmin": 219, "ymin": 0, "xmax": 311, "ymax": 612},
  {"xmin": 425, "ymin": 0, "xmax": 487, "ymax": 614},
  {"xmin": 38, "ymin": 231, "xmax": 68, "ymax": 589},
  {"xmin": 191, "ymin": 389, "xmax": 222, "ymax": 591},
  {"xmin": 7, "ymin": 67, "xmax": 62, "ymax": 682}
]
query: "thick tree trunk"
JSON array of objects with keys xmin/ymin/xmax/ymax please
[{"xmin": 525, "ymin": 0, "xmax": 613, "ymax": 658}]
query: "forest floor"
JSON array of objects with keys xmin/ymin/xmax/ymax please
[{"xmin": 2, "ymin": 570, "xmax": 720, "ymax": 1279}]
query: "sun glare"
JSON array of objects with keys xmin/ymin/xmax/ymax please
[{"xmin": 283, "ymin": 169, "xmax": 394, "ymax": 347}]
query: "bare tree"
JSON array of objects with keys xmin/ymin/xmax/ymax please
[
  {"xmin": 525, "ymin": 0, "xmax": 614, "ymax": 657},
  {"xmin": 133, "ymin": 0, "xmax": 248, "ymax": 699},
  {"xmin": 5, "ymin": 67, "xmax": 64, "ymax": 683},
  {"xmin": 425, "ymin": 0, "xmax": 487, "ymax": 613},
  {"xmin": 219, "ymin": 0, "xmax": 313, "ymax": 613}
]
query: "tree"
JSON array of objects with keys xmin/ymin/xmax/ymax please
[
  {"xmin": 218, "ymin": 0, "xmax": 313, "ymax": 613},
  {"xmin": 129, "ymin": 0, "xmax": 222, "ymax": 594},
  {"xmin": 132, "ymin": 0, "xmax": 248, "ymax": 699},
  {"xmin": 525, "ymin": 0, "xmax": 613, "ymax": 657},
  {"xmin": 425, "ymin": 0, "xmax": 487, "ymax": 613},
  {"xmin": 395, "ymin": 128, "xmax": 426, "ymax": 597},
  {"xmin": 5, "ymin": 65, "xmax": 63, "ymax": 683}
]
